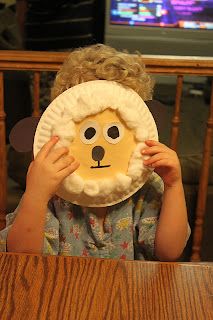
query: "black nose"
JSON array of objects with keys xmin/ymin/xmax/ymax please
[{"xmin": 92, "ymin": 146, "xmax": 105, "ymax": 161}]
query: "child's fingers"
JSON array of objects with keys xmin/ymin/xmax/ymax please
[
  {"xmin": 146, "ymin": 159, "xmax": 173, "ymax": 169},
  {"xmin": 55, "ymin": 155, "xmax": 75, "ymax": 171},
  {"xmin": 142, "ymin": 146, "xmax": 167, "ymax": 156},
  {"xmin": 36, "ymin": 136, "xmax": 59, "ymax": 161},
  {"xmin": 58, "ymin": 160, "xmax": 80, "ymax": 178},
  {"xmin": 143, "ymin": 153, "xmax": 168, "ymax": 166},
  {"xmin": 144, "ymin": 140, "xmax": 163, "ymax": 147},
  {"xmin": 27, "ymin": 161, "xmax": 33, "ymax": 173},
  {"xmin": 48, "ymin": 146, "xmax": 69, "ymax": 163},
  {"xmin": 144, "ymin": 140, "xmax": 174, "ymax": 153}
]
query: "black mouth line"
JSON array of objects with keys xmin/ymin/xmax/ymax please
[
  {"xmin": 91, "ymin": 164, "xmax": 111, "ymax": 169},
  {"xmin": 90, "ymin": 160, "xmax": 111, "ymax": 169}
]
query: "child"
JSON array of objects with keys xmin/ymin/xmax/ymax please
[{"xmin": 0, "ymin": 44, "xmax": 190, "ymax": 261}]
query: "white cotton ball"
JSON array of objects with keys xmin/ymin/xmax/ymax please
[
  {"xmin": 52, "ymin": 140, "xmax": 63, "ymax": 148},
  {"xmin": 98, "ymin": 179, "xmax": 114, "ymax": 196},
  {"xmin": 66, "ymin": 103, "xmax": 86, "ymax": 122},
  {"xmin": 71, "ymin": 96, "xmax": 95, "ymax": 122},
  {"xmin": 127, "ymin": 162, "xmax": 143, "ymax": 180},
  {"xmin": 54, "ymin": 139, "xmax": 70, "ymax": 148},
  {"xmin": 127, "ymin": 144, "xmax": 144, "ymax": 180},
  {"xmin": 63, "ymin": 174, "xmax": 84, "ymax": 194},
  {"xmin": 52, "ymin": 120, "xmax": 76, "ymax": 143},
  {"xmin": 84, "ymin": 180, "xmax": 100, "ymax": 197},
  {"xmin": 130, "ymin": 143, "xmax": 144, "ymax": 160},
  {"xmin": 132, "ymin": 143, "xmax": 150, "ymax": 161},
  {"xmin": 118, "ymin": 107, "xmax": 139, "ymax": 129},
  {"xmin": 90, "ymin": 91, "xmax": 108, "ymax": 109},
  {"xmin": 115, "ymin": 173, "xmax": 132, "ymax": 192},
  {"xmin": 135, "ymin": 128, "xmax": 149, "ymax": 142}
]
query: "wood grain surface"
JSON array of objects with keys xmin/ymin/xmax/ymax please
[{"xmin": 0, "ymin": 253, "xmax": 212, "ymax": 320}]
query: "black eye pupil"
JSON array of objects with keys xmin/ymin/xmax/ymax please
[
  {"xmin": 107, "ymin": 126, "xmax": 119, "ymax": 139},
  {"xmin": 84, "ymin": 127, "xmax": 96, "ymax": 140}
]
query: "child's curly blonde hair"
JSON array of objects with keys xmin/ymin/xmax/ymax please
[{"xmin": 51, "ymin": 44, "xmax": 154, "ymax": 101}]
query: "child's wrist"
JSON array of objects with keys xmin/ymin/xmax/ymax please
[
  {"xmin": 164, "ymin": 179, "xmax": 183, "ymax": 190},
  {"xmin": 23, "ymin": 190, "xmax": 50, "ymax": 206}
]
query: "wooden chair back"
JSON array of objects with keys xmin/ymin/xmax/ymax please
[{"xmin": 0, "ymin": 50, "xmax": 213, "ymax": 261}]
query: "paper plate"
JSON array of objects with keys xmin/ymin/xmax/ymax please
[{"xmin": 33, "ymin": 80, "xmax": 158, "ymax": 207}]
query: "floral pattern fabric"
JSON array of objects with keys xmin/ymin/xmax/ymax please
[{"xmin": 0, "ymin": 173, "xmax": 186, "ymax": 260}]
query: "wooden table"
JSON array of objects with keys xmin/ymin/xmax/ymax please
[{"xmin": 0, "ymin": 253, "xmax": 212, "ymax": 320}]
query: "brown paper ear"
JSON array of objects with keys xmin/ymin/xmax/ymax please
[
  {"xmin": 145, "ymin": 100, "xmax": 166, "ymax": 134},
  {"xmin": 9, "ymin": 116, "xmax": 40, "ymax": 152}
]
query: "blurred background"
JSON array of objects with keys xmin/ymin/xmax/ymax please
[{"xmin": 1, "ymin": 0, "xmax": 212, "ymax": 261}]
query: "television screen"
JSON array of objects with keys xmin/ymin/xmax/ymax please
[
  {"xmin": 105, "ymin": 0, "xmax": 213, "ymax": 56},
  {"xmin": 110, "ymin": 0, "xmax": 213, "ymax": 30}
]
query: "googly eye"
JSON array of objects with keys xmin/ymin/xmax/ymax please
[
  {"xmin": 80, "ymin": 121, "xmax": 100, "ymax": 144},
  {"xmin": 103, "ymin": 122, "xmax": 124, "ymax": 144}
]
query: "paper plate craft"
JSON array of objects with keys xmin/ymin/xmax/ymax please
[{"xmin": 33, "ymin": 80, "xmax": 158, "ymax": 207}]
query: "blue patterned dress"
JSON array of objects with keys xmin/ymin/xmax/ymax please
[{"xmin": 0, "ymin": 173, "xmax": 190, "ymax": 260}]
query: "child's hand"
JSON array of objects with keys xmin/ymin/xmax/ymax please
[
  {"xmin": 141, "ymin": 140, "xmax": 182, "ymax": 188},
  {"xmin": 25, "ymin": 136, "xmax": 80, "ymax": 203}
]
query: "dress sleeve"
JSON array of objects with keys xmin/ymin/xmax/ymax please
[
  {"xmin": 135, "ymin": 173, "xmax": 164, "ymax": 260},
  {"xmin": 42, "ymin": 199, "xmax": 60, "ymax": 255},
  {"xmin": 135, "ymin": 173, "xmax": 191, "ymax": 260},
  {"xmin": 0, "ymin": 210, "xmax": 17, "ymax": 252},
  {"xmin": 0, "ymin": 198, "xmax": 60, "ymax": 255}
]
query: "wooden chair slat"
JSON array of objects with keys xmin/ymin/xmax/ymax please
[{"xmin": 0, "ymin": 51, "xmax": 213, "ymax": 261}]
